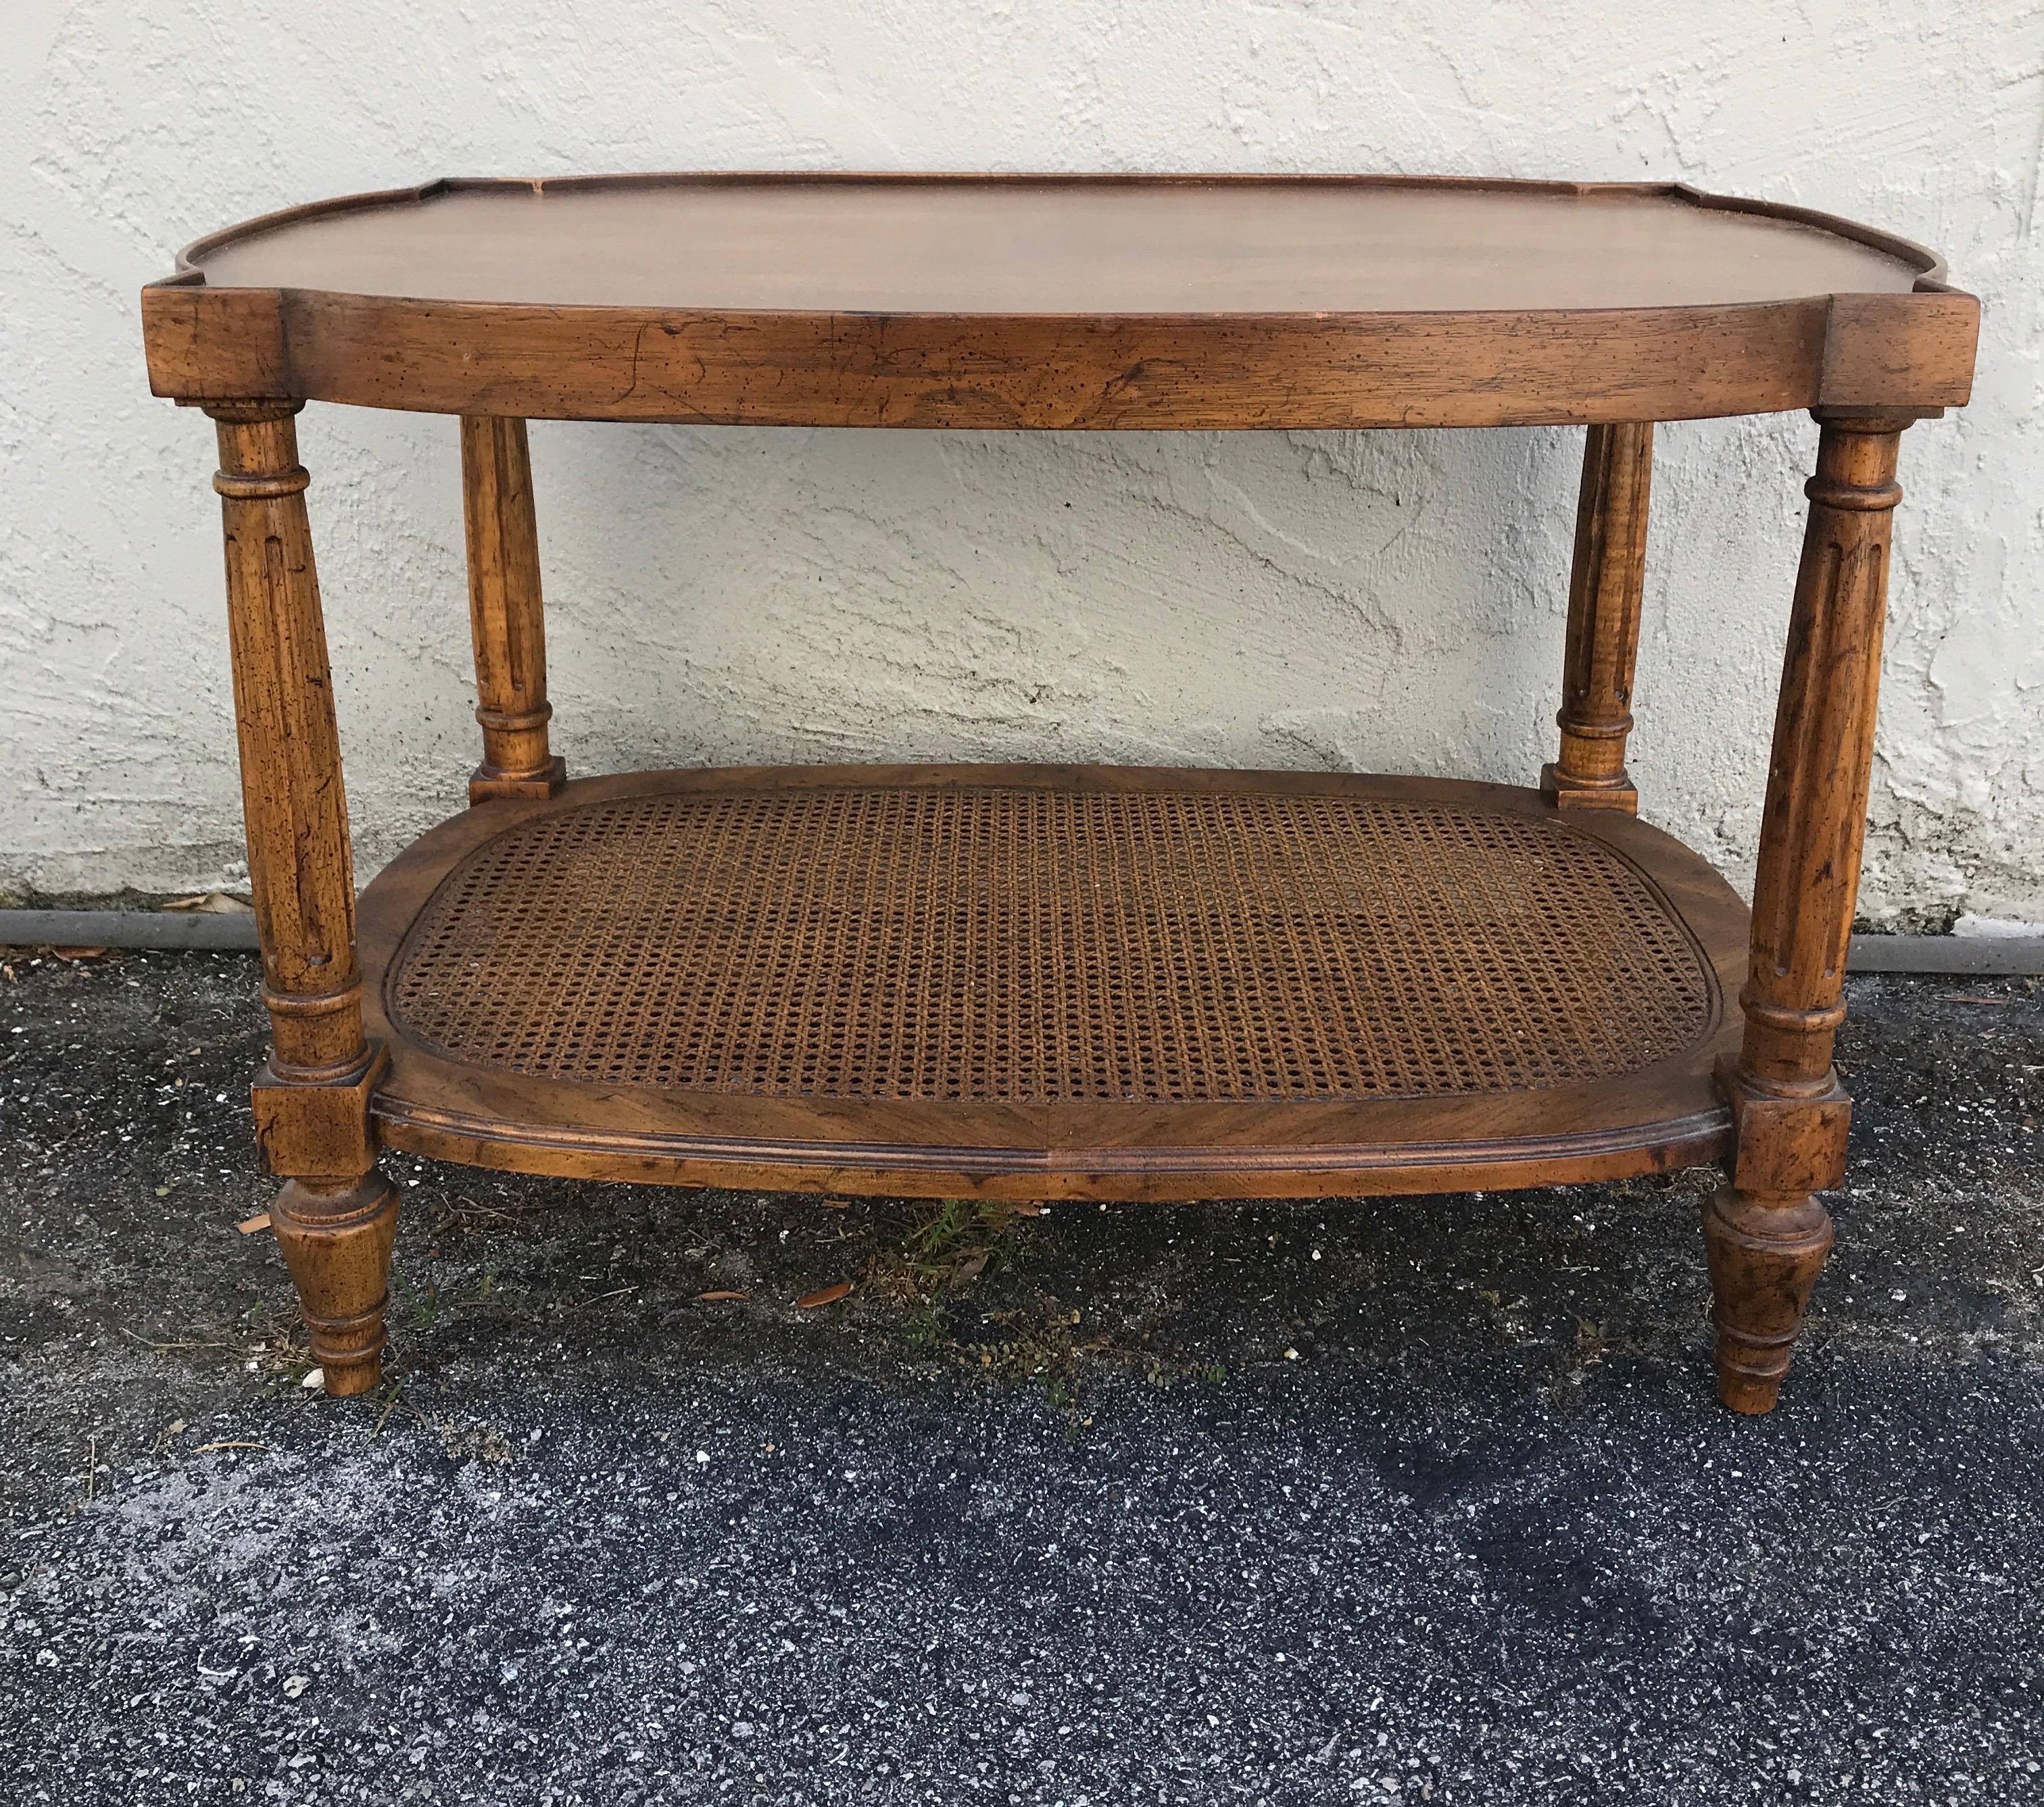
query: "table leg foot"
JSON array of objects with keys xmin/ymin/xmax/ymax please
[
  {"xmin": 1702, "ymin": 1185, "xmax": 1834, "ymax": 1414},
  {"xmin": 271, "ymin": 1172, "xmax": 400, "ymax": 1396}
]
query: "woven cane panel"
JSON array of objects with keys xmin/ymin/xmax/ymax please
[{"xmin": 385, "ymin": 785, "xmax": 1713, "ymax": 1104}]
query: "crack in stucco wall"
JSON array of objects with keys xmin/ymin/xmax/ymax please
[{"xmin": 1, "ymin": 0, "xmax": 2039, "ymax": 923}]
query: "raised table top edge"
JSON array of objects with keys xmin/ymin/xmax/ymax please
[
  {"xmin": 141, "ymin": 173, "xmax": 1978, "ymax": 425},
  {"xmin": 154, "ymin": 171, "xmax": 1961, "ymax": 290}
]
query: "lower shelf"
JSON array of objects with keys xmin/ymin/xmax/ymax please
[{"xmin": 357, "ymin": 764, "xmax": 1747, "ymax": 1199}]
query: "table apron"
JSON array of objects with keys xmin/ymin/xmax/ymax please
[{"xmin": 141, "ymin": 287, "xmax": 1978, "ymax": 427}]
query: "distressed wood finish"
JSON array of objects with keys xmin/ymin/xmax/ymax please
[
  {"xmin": 209, "ymin": 403, "xmax": 397, "ymax": 1396},
  {"xmin": 460, "ymin": 415, "xmax": 564, "ymax": 802},
  {"xmin": 145, "ymin": 176, "xmax": 1976, "ymax": 1414},
  {"xmin": 353, "ymin": 766, "xmax": 1747, "ymax": 1201},
  {"xmin": 1543, "ymin": 422, "xmax": 1653, "ymax": 812},
  {"xmin": 142, "ymin": 176, "xmax": 1979, "ymax": 430},
  {"xmin": 1707, "ymin": 412, "xmax": 1911, "ymax": 1412}
]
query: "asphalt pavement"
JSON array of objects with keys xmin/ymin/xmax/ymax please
[{"xmin": 1, "ymin": 949, "xmax": 2039, "ymax": 1805}]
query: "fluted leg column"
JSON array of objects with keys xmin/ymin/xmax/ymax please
[
  {"xmin": 1542, "ymin": 421, "xmax": 1653, "ymax": 812},
  {"xmin": 1707, "ymin": 409, "xmax": 1914, "ymax": 1413},
  {"xmin": 210, "ymin": 401, "xmax": 397, "ymax": 1395},
  {"xmin": 461, "ymin": 416, "xmax": 565, "ymax": 803}
]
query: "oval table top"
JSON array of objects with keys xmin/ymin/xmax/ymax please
[{"xmin": 143, "ymin": 174, "xmax": 1978, "ymax": 430}]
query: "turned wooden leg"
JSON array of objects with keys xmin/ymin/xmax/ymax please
[
  {"xmin": 1542, "ymin": 421, "xmax": 1652, "ymax": 813},
  {"xmin": 1702, "ymin": 1189, "xmax": 1834, "ymax": 1414},
  {"xmin": 461, "ymin": 416, "xmax": 565, "ymax": 803},
  {"xmin": 1707, "ymin": 409, "xmax": 1915, "ymax": 1413},
  {"xmin": 210, "ymin": 401, "xmax": 396, "ymax": 1396},
  {"xmin": 270, "ymin": 1175, "xmax": 400, "ymax": 1389}
]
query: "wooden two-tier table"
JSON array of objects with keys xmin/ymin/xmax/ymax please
[{"xmin": 141, "ymin": 174, "xmax": 1978, "ymax": 1412}]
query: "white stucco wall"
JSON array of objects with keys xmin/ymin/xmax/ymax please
[{"xmin": 3, "ymin": 1, "xmax": 2039, "ymax": 925}]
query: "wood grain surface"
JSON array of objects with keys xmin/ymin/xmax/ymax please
[
  {"xmin": 1705, "ymin": 413, "xmax": 1914, "ymax": 1412},
  {"xmin": 149, "ymin": 174, "xmax": 1981, "ymax": 1411},
  {"xmin": 142, "ymin": 175, "xmax": 1978, "ymax": 427},
  {"xmin": 1543, "ymin": 422, "xmax": 1653, "ymax": 812}
]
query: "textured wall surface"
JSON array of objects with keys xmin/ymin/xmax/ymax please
[{"xmin": 3, "ymin": 1, "xmax": 2039, "ymax": 924}]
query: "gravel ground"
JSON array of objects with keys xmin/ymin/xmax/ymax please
[{"xmin": 1, "ymin": 949, "xmax": 2039, "ymax": 1805}]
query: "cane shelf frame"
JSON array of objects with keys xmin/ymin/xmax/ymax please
[{"xmin": 141, "ymin": 173, "xmax": 1978, "ymax": 1410}]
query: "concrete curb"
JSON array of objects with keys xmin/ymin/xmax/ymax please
[
  {"xmin": 0, "ymin": 908, "xmax": 260, "ymax": 951},
  {"xmin": 4, "ymin": 908, "xmax": 2041, "ymax": 973}
]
